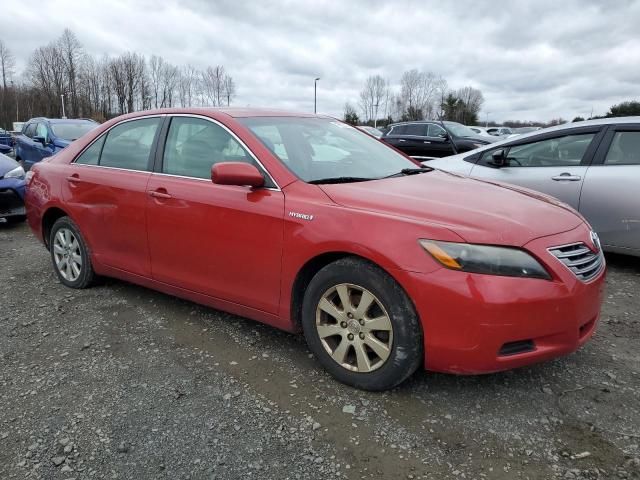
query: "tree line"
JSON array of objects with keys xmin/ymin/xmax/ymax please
[
  {"xmin": 0, "ymin": 30, "xmax": 236, "ymax": 130},
  {"xmin": 344, "ymin": 70, "xmax": 484, "ymax": 126}
]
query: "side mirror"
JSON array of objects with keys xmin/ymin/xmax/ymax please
[
  {"xmin": 489, "ymin": 149, "xmax": 508, "ymax": 167},
  {"xmin": 212, "ymin": 162, "xmax": 265, "ymax": 188},
  {"xmin": 33, "ymin": 135, "xmax": 47, "ymax": 145}
]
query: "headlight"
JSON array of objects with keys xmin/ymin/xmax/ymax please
[
  {"xmin": 419, "ymin": 240, "xmax": 551, "ymax": 280},
  {"xmin": 3, "ymin": 165, "xmax": 25, "ymax": 180}
]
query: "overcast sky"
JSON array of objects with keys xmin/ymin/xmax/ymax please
[{"xmin": 3, "ymin": 0, "xmax": 639, "ymax": 122}]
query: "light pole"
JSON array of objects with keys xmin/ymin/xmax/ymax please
[
  {"xmin": 314, "ymin": 77, "xmax": 320, "ymax": 114},
  {"xmin": 373, "ymin": 103, "xmax": 380, "ymax": 128},
  {"xmin": 485, "ymin": 111, "xmax": 490, "ymax": 128},
  {"xmin": 61, "ymin": 94, "xmax": 67, "ymax": 119}
]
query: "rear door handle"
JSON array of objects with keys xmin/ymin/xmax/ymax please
[
  {"xmin": 551, "ymin": 173, "xmax": 582, "ymax": 181},
  {"xmin": 66, "ymin": 174, "xmax": 83, "ymax": 183},
  {"xmin": 149, "ymin": 189, "xmax": 172, "ymax": 199},
  {"xmin": 423, "ymin": 141, "xmax": 431, "ymax": 144},
  {"xmin": 398, "ymin": 139, "xmax": 406, "ymax": 142}
]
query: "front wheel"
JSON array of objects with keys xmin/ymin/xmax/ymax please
[
  {"xmin": 301, "ymin": 257, "xmax": 423, "ymax": 391},
  {"xmin": 50, "ymin": 216, "xmax": 95, "ymax": 289}
]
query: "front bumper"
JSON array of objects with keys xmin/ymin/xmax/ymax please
[
  {"xmin": 0, "ymin": 178, "xmax": 26, "ymax": 219},
  {"xmin": 399, "ymin": 223, "xmax": 606, "ymax": 374}
]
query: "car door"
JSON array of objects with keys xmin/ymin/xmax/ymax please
[
  {"xmin": 469, "ymin": 127, "xmax": 604, "ymax": 209},
  {"xmin": 146, "ymin": 115, "xmax": 285, "ymax": 314},
  {"xmin": 64, "ymin": 116, "xmax": 163, "ymax": 277},
  {"xmin": 18, "ymin": 123, "xmax": 36, "ymax": 168},
  {"xmin": 381, "ymin": 124, "xmax": 410, "ymax": 153},
  {"xmin": 32, "ymin": 123, "xmax": 55, "ymax": 164},
  {"xmin": 425, "ymin": 123, "xmax": 456, "ymax": 158},
  {"xmin": 579, "ymin": 125, "xmax": 640, "ymax": 253}
]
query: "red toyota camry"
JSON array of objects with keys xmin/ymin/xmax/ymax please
[{"xmin": 24, "ymin": 108, "xmax": 605, "ymax": 391}]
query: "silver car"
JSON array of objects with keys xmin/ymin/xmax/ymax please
[{"xmin": 425, "ymin": 117, "xmax": 640, "ymax": 256}]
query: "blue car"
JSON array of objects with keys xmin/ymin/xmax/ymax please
[
  {"xmin": 15, "ymin": 117, "xmax": 98, "ymax": 170},
  {"xmin": 0, "ymin": 153, "xmax": 26, "ymax": 223}
]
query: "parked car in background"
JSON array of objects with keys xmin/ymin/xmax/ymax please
[
  {"xmin": 513, "ymin": 126, "xmax": 542, "ymax": 134},
  {"xmin": 25, "ymin": 108, "xmax": 604, "ymax": 390},
  {"xmin": 356, "ymin": 125, "xmax": 383, "ymax": 138},
  {"xmin": 487, "ymin": 126, "xmax": 514, "ymax": 136},
  {"xmin": 381, "ymin": 120, "xmax": 496, "ymax": 160},
  {"xmin": 468, "ymin": 126, "xmax": 493, "ymax": 136},
  {"xmin": 0, "ymin": 129, "xmax": 13, "ymax": 155},
  {"xmin": 15, "ymin": 118, "xmax": 98, "ymax": 170},
  {"xmin": 426, "ymin": 117, "xmax": 640, "ymax": 256},
  {"xmin": 0, "ymin": 152, "xmax": 26, "ymax": 223}
]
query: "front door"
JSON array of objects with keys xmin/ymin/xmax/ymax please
[
  {"xmin": 146, "ymin": 115, "xmax": 284, "ymax": 314},
  {"xmin": 470, "ymin": 129, "xmax": 602, "ymax": 209},
  {"xmin": 580, "ymin": 125, "xmax": 640, "ymax": 252}
]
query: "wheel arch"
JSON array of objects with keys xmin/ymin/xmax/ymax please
[
  {"xmin": 289, "ymin": 250, "xmax": 419, "ymax": 333},
  {"xmin": 41, "ymin": 206, "xmax": 71, "ymax": 250}
]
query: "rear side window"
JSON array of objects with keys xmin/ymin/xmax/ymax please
[
  {"xmin": 604, "ymin": 131, "xmax": 640, "ymax": 165},
  {"xmin": 388, "ymin": 125, "xmax": 406, "ymax": 135},
  {"xmin": 75, "ymin": 135, "xmax": 106, "ymax": 165},
  {"xmin": 162, "ymin": 117, "xmax": 254, "ymax": 179},
  {"xmin": 100, "ymin": 118, "xmax": 161, "ymax": 171},
  {"xmin": 403, "ymin": 124, "xmax": 427, "ymax": 136}
]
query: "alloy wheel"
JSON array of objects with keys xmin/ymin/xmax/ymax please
[
  {"xmin": 315, "ymin": 283, "xmax": 393, "ymax": 373},
  {"xmin": 53, "ymin": 227, "xmax": 83, "ymax": 282}
]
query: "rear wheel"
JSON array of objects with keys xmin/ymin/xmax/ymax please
[
  {"xmin": 50, "ymin": 216, "xmax": 95, "ymax": 289},
  {"xmin": 301, "ymin": 257, "xmax": 422, "ymax": 391}
]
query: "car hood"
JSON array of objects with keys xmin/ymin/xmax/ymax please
[
  {"xmin": 0, "ymin": 153, "xmax": 19, "ymax": 175},
  {"xmin": 318, "ymin": 170, "xmax": 583, "ymax": 246}
]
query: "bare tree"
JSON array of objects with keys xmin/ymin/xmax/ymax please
[
  {"xmin": 0, "ymin": 40, "xmax": 16, "ymax": 90},
  {"xmin": 399, "ymin": 70, "xmax": 439, "ymax": 120},
  {"xmin": 455, "ymin": 86, "xmax": 484, "ymax": 124},
  {"xmin": 223, "ymin": 75, "xmax": 235, "ymax": 106},
  {"xmin": 201, "ymin": 66, "xmax": 228, "ymax": 107},
  {"xmin": 58, "ymin": 29, "xmax": 83, "ymax": 116},
  {"xmin": 358, "ymin": 75, "xmax": 387, "ymax": 123}
]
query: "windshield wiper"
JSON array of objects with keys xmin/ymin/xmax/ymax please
[
  {"xmin": 308, "ymin": 176, "xmax": 375, "ymax": 185},
  {"xmin": 382, "ymin": 166, "xmax": 433, "ymax": 179}
]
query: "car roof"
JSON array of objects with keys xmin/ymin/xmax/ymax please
[{"xmin": 26, "ymin": 117, "xmax": 97, "ymax": 124}]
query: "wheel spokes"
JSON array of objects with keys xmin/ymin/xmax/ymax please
[
  {"xmin": 365, "ymin": 315, "xmax": 392, "ymax": 332},
  {"xmin": 354, "ymin": 342, "xmax": 372, "ymax": 372},
  {"xmin": 331, "ymin": 338, "xmax": 350, "ymax": 364},
  {"xmin": 364, "ymin": 333, "xmax": 391, "ymax": 361},
  {"xmin": 318, "ymin": 297, "xmax": 343, "ymax": 321},
  {"xmin": 354, "ymin": 290, "xmax": 375, "ymax": 319},
  {"xmin": 335, "ymin": 284, "xmax": 352, "ymax": 312},
  {"xmin": 317, "ymin": 324, "xmax": 343, "ymax": 339}
]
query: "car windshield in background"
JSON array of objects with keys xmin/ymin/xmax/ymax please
[
  {"xmin": 51, "ymin": 122, "xmax": 96, "ymax": 141},
  {"xmin": 443, "ymin": 121, "xmax": 479, "ymax": 138},
  {"xmin": 239, "ymin": 117, "xmax": 416, "ymax": 183}
]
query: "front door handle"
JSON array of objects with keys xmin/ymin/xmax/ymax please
[
  {"xmin": 398, "ymin": 139, "xmax": 406, "ymax": 142},
  {"xmin": 423, "ymin": 141, "xmax": 431, "ymax": 144},
  {"xmin": 149, "ymin": 189, "xmax": 172, "ymax": 199},
  {"xmin": 551, "ymin": 173, "xmax": 582, "ymax": 181}
]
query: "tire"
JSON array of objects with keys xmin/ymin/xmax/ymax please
[
  {"xmin": 49, "ymin": 216, "xmax": 95, "ymax": 289},
  {"xmin": 301, "ymin": 257, "xmax": 423, "ymax": 391}
]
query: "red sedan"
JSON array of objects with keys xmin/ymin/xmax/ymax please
[{"xmin": 24, "ymin": 108, "xmax": 606, "ymax": 391}]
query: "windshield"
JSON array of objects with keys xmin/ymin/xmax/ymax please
[
  {"xmin": 239, "ymin": 117, "xmax": 417, "ymax": 182},
  {"xmin": 443, "ymin": 121, "xmax": 478, "ymax": 138},
  {"xmin": 51, "ymin": 122, "xmax": 97, "ymax": 141}
]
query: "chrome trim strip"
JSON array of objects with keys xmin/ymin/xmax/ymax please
[
  {"xmin": 149, "ymin": 171, "xmax": 281, "ymax": 192},
  {"xmin": 70, "ymin": 113, "xmax": 281, "ymax": 191}
]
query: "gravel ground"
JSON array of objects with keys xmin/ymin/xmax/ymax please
[{"xmin": 1, "ymin": 221, "xmax": 639, "ymax": 480}]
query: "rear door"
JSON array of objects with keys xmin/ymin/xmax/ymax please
[
  {"xmin": 381, "ymin": 124, "xmax": 409, "ymax": 153},
  {"xmin": 469, "ymin": 127, "xmax": 605, "ymax": 209},
  {"xmin": 64, "ymin": 116, "xmax": 163, "ymax": 277},
  {"xmin": 579, "ymin": 125, "xmax": 640, "ymax": 253}
]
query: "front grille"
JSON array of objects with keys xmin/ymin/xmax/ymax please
[{"xmin": 548, "ymin": 242, "xmax": 603, "ymax": 282}]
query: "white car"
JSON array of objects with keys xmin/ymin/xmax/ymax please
[{"xmin": 424, "ymin": 117, "xmax": 640, "ymax": 256}]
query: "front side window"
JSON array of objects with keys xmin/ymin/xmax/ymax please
[
  {"xmin": 35, "ymin": 123, "xmax": 49, "ymax": 142},
  {"xmin": 428, "ymin": 124, "xmax": 447, "ymax": 137},
  {"xmin": 24, "ymin": 123, "xmax": 36, "ymax": 138},
  {"xmin": 240, "ymin": 117, "xmax": 417, "ymax": 182},
  {"xmin": 604, "ymin": 131, "xmax": 640, "ymax": 165},
  {"xmin": 100, "ymin": 118, "xmax": 161, "ymax": 171},
  {"xmin": 487, "ymin": 133, "xmax": 596, "ymax": 167},
  {"xmin": 163, "ymin": 117, "xmax": 254, "ymax": 179}
]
